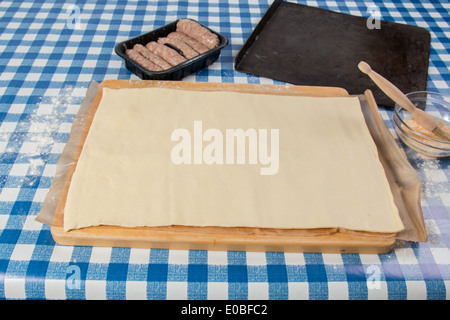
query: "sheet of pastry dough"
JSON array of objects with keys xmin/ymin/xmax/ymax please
[{"xmin": 63, "ymin": 87, "xmax": 404, "ymax": 233}]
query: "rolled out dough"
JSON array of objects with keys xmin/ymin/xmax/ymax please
[{"xmin": 63, "ymin": 87, "xmax": 404, "ymax": 233}]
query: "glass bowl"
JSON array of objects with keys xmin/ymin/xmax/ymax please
[{"xmin": 393, "ymin": 91, "xmax": 450, "ymax": 158}]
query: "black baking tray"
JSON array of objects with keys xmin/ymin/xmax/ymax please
[
  {"xmin": 115, "ymin": 19, "xmax": 228, "ymax": 81},
  {"xmin": 234, "ymin": 0, "xmax": 431, "ymax": 107}
]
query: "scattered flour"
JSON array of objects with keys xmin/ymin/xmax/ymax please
[
  {"xmin": 404, "ymin": 148, "xmax": 449, "ymax": 199},
  {"xmin": 26, "ymin": 85, "xmax": 78, "ymax": 175},
  {"xmin": 401, "ymin": 146, "xmax": 450, "ymax": 246},
  {"xmin": 0, "ymin": 85, "xmax": 78, "ymax": 180}
]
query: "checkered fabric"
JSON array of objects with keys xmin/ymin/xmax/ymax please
[{"xmin": 0, "ymin": 0, "xmax": 449, "ymax": 300}]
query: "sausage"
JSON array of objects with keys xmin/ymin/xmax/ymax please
[
  {"xmin": 145, "ymin": 41, "xmax": 187, "ymax": 66},
  {"xmin": 125, "ymin": 49, "xmax": 163, "ymax": 71},
  {"xmin": 133, "ymin": 43, "xmax": 172, "ymax": 70},
  {"xmin": 176, "ymin": 18, "xmax": 220, "ymax": 49},
  {"xmin": 157, "ymin": 37, "xmax": 199, "ymax": 59},
  {"xmin": 167, "ymin": 32, "xmax": 209, "ymax": 54}
]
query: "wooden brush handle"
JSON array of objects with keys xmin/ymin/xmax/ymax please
[{"xmin": 358, "ymin": 61, "xmax": 437, "ymax": 131}]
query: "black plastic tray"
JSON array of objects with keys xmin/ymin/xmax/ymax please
[
  {"xmin": 234, "ymin": 0, "xmax": 431, "ymax": 107},
  {"xmin": 115, "ymin": 19, "xmax": 228, "ymax": 81}
]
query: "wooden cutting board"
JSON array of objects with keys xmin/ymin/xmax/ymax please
[{"xmin": 47, "ymin": 80, "xmax": 425, "ymax": 253}]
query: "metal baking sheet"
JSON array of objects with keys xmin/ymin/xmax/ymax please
[{"xmin": 234, "ymin": 0, "xmax": 431, "ymax": 107}]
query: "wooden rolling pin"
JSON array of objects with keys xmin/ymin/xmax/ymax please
[{"xmin": 358, "ymin": 61, "xmax": 450, "ymax": 142}]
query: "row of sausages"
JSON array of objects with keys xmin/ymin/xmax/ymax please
[{"xmin": 125, "ymin": 19, "xmax": 220, "ymax": 72}]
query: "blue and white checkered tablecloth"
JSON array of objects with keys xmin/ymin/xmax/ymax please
[{"xmin": 0, "ymin": 0, "xmax": 449, "ymax": 301}]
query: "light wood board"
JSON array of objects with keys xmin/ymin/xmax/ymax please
[{"xmin": 48, "ymin": 80, "xmax": 424, "ymax": 253}]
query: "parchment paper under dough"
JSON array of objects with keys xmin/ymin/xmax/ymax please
[{"xmin": 62, "ymin": 87, "xmax": 404, "ymax": 233}]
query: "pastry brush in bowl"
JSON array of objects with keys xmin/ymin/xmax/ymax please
[{"xmin": 358, "ymin": 61, "xmax": 450, "ymax": 142}]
